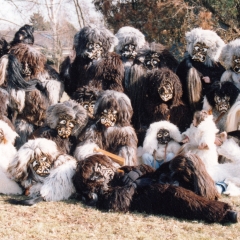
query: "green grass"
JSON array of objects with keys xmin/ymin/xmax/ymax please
[{"xmin": 0, "ymin": 194, "xmax": 240, "ymax": 240}]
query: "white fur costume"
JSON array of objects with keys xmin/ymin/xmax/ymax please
[
  {"xmin": 182, "ymin": 115, "xmax": 219, "ymax": 170},
  {"xmin": 139, "ymin": 121, "xmax": 182, "ymax": 164},
  {"xmin": 8, "ymin": 138, "xmax": 76, "ymax": 201},
  {"xmin": 0, "ymin": 120, "xmax": 22, "ymax": 194},
  {"xmin": 182, "ymin": 115, "xmax": 240, "ymax": 196}
]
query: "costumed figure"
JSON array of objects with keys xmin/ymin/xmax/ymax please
[
  {"xmin": 10, "ymin": 24, "xmax": 35, "ymax": 47},
  {"xmin": 203, "ymin": 81, "xmax": 240, "ymax": 132},
  {"xmin": 0, "ymin": 120, "xmax": 22, "ymax": 194},
  {"xmin": 60, "ymin": 26, "xmax": 124, "ymax": 98},
  {"xmin": 74, "ymin": 90, "xmax": 138, "ymax": 166},
  {"xmin": 72, "ymin": 154, "xmax": 238, "ymax": 224},
  {"xmin": 8, "ymin": 138, "xmax": 77, "ymax": 205},
  {"xmin": 138, "ymin": 67, "xmax": 192, "ymax": 144},
  {"xmin": 30, "ymin": 100, "xmax": 88, "ymax": 155},
  {"xmin": 71, "ymin": 85, "xmax": 99, "ymax": 120},
  {"xmin": 220, "ymin": 38, "xmax": 240, "ymax": 89},
  {"xmin": 176, "ymin": 27, "xmax": 225, "ymax": 111},
  {"xmin": 181, "ymin": 110, "xmax": 240, "ymax": 196},
  {"xmin": 139, "ymin": 120, "xmax": 182, "ymax": 169},
  {"xmin": 128, "ymin": 43, "xmax": 179, "ymax": 142},
  {"xmin": 115, "ymin": 26, "xmax": 146, "ymax": 91},
  {"xmin": 0, "ymin": 42, "xmax": 64, "ymax": 148}
]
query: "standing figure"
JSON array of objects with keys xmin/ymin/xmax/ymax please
[
  {"xmin": 74, "ymin": 90, "xmax": 138, "ymax": 166},
  {"xmin": 176, "ymin": 28, "xmax": 225, "ymax": 111},
  {"xmin": 60, "ymin": 26, "xmax": 124, "ymax": 98},
  {"xmin": 115, "ymin": 26, "xmax": 146, "ymax": 91}
]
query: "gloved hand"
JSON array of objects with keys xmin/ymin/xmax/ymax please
[{"xmin": 122, "ymin": 169, "xmax": 143, "ymax": 186}]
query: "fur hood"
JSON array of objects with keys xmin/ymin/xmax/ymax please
[
  {"xmin": 0, "ymin": 120, "xmax": 18, "ymax": 144},
  {"xmin": 115, "ymin": 26, "xmax": 146, "ymax": 55},
  {"xmin": 94, "ymin": 90, "xmax": 133, "ymax": 126},
  {"xmin": 8, "ymin": 138, "xmax": 61, "ymax": 181},
  {"xmin": 46, "ymin": 100, "xmax": 88, "ymax": 138},
  {"xmin": 185, "ymin": 28, "xmax": 225, "ymax": 64},
  {"xmin": 143, "ymin": 121, "xmax": 182, "ymax": 153},
  {"xmin": 74, "ymin": 26, "xmax": 118, "ymax": 57},
  {"xmin": 220, "ymin": 38, "xmax": 240, "ymax": 70}
]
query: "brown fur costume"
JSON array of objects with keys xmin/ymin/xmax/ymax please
[
  {"xmin": 135, "ymin": 67, "xmax": 192, "ymax": 145},
  {"xmin": 74, "ymin": 90, "xmax": 138, "ymax": 166},
  {"xmin": 72, "ymin": 154, "xmax": 237, "ymax": 224},
  {"xmin": 2, "ymin": 43, "xmax": 64, "ymax": 149},
  {"xmin": 60, "ymin": 26, "xmax": 124, "ymax": 98},
  {"xmin": 128, "ymin": 43, "xmax": 179, "ymax": 140}
]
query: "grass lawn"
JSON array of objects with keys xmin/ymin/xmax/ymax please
[{"xmin": 0, "ymin": 194, "xmax": 240, "ymax": 240}]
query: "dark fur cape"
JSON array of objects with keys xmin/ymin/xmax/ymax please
[
  {"xmin": 176, "ymin": 54, "xmax": 225, "ymax": 111},
  {"xmin": 60, "ymin": 52, "xmax": 124, "ymax": 97},
  {"xmin": 73, "ymin": 154, "xmax": 235, "ymax": 224},
  {"xmin": 0, "ymin": 37, "xmax": 10, "ymax": 58},
  {"xmin": 60, "ymin": 26, "xmax": 124, "ymax": 97}
]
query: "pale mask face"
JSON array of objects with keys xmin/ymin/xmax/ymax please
[
  {"xmin": 85, "ymin": 42, "xmax": 103, "ymax": 60},
  {"xmin": 214, "ymin": 95, "xmax": 230, "ymax": 113},
  {"xmin": 232, "ymin": 55, "xmax": 240, "ymax": 74},
  {"xmin": 144, "ymin": 53, "xmax": 160, "ymax": 70},
  {"xmin": 157, "ymin": 129, "xmax": 171, "ymax": 144},
  {"xmin": 192, "ymin": 42, "xmax": 209, "ymax": 62},
  {"xmin": 100, "ymin": 109, "xmax": 117, "ymax": 127},
  {"xmin": 158, "ymin": 80, "xmax": 173, "ymax": 102},
  {"xmin": 56, "ymin": 115, "xmax": 75, "ymax": 138},
  {"xmin": 121, "ymin": 44, "xmax": 137, "ymax": 59},
  {"xmin": 30, "ymin": 155, "xmax": 52, "ymax": 177}
]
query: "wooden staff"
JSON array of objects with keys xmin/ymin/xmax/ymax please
[{"xmin": 94, "ymin": 147, "xmax": 125, "ymax": 166}]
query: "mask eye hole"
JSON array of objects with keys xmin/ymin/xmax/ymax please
[
  {"xmin": 59, "ymin": 120, "xmax": 66, "ymax": 124},
  {"xmin": 164, "ymin": 132, "xmax": 168, "ymax": 136},
  {"xmin": 69, "ymin": 122, "xmax": 75, "ymax": 128},
  {"xmin": 157, "ymin": 134, "xmax": 162, "ymax": 138},
  {"xmin": 41, "ymin": 156, "xmax": 47, "ymax": 161},
  {"xmin": 124, "ymin": 45, "xmax": 129, "ymax": 50},
  {"xmin": 83, "ymin": 104, "xmax": 89, "ymax": 110},
  {"xmin": 203, "ymin": 48, "xmax": 208, "ymax": 52},
  {"xmin": 194, "ymin": 46, "xmax": 199, "ymax": 51}
]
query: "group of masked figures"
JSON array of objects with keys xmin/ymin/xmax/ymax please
[{"xmin": 1, "ymin": 23, "xmax": 240, "ymax": 224}]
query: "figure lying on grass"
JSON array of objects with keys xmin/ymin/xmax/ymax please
[{"xmin": 72, "ymin": 154, "xmax": 238, "ymax": 224}]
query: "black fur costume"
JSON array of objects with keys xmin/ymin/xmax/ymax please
[
  {"xmin": 203, "ymin": 81, "xmax": 240, "ymax": 132},
  {"xmin": 72, "ymin": 154, "xmax": 237, "ymax": 224},
  {"xmin": 74, "ymin": 90, "xmax": 138, "ymax": 166},
  {"xmin": 176, "ymin": 28, "xmax": 226, "ymax": 111},
  {"xmin": 30, "ymin": 100, "xmax": 88, "ymax": 155},
  {"xmin": 60, "ymin": 26, "xmax": 124, "ymax": 98}
]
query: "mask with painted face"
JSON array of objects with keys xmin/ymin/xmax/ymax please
[
  {"xmin": 157, "ymin": 129, "xmax": 171, "ymax": 144},
  {"xmin": 192, "ymin": 42, "xmax": 209, "ymax": 62},
  {"xmin": 56, "ymin": 115, "xmax": 75, "ymax": 138}
]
